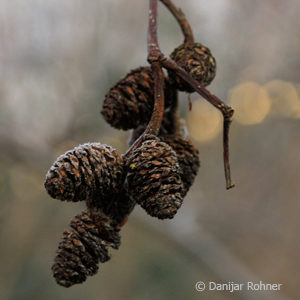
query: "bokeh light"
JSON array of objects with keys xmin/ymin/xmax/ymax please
[
  {"xmin": 228, "ymin": 81, "xmax": 271, "ymax": 125},
  {"xmin": 187, "ymin": 99, "xmax": 222, "ymax": 143},
  {"xmin": 264, "ymin": 80, "xmax": 300, "ymax": 119}
]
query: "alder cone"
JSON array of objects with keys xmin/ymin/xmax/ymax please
[
  {"xmin": 44, "ymin": 143, "xmax": 123, "ymax": 202},
  {"xmin": 161, "ymin": 135, "xmax": 200, "ymax": 196},
  {"xmin": 52, "ymin": 210, "xmax": 120, "ymax": 287},
  {"xmin": 101, "ymin": 67, "xmax": 173, "ymax": 130},
  {"xmin": 125, "ymin": 135, "xmax": 184, "ymax": 219},
  {"xmin": 169, "ymin": 42, "xmax": 216, "ymax": 92}
]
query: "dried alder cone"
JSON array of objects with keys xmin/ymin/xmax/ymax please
[
  {"xmin": 161, "ymin": 135, "xmax": 199, "ymax": 196},
  {"xmin": 129, "ymin": 110, "xmax": 200, "ymax": 197},
  {"xmin": 168, "ymin": 42, "xmax": 216, "ymax": 92},
  {"xmin": 129, "ymin": 132, "xmax": 200, "ymax": 197},
  {"xmin": 44, "ymin": 143, "xmax": 124, "ymax": 202},
  {"xmin": 101, "ymin": 66, "xmax": 173, "ymax": 130},
  {"xmin": 125, "ymin": 135, "xmax": 184, "ymax": 219},
  {"xmin": 52, "ymin": 210, "xmax": 120, "ymax": 287}
]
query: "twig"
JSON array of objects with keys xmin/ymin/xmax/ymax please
[
  {"xmin": 144, "ymin": 62, "xmax": 165, "ymax": 136},
  {"xmin": 126, "ymin": 0, "xmax": 234, "ymax": 189},
  {"xmin": 145, "ymin": 0, "xmax": 165, "ymax": 136},
  {"xmin": 159, "ymin": 0, "xmax": 194, "ymax": 43},
  {"xmin": 223, "ymin": 116, "xmax": 235, "ymax": 189},
  {"xmin": 161, "ymin": 57, "xmax": 235, "ymax": 189},
  {"xmin": 124, "ymin": 0, "xmax": 165, "ymax": 157}
]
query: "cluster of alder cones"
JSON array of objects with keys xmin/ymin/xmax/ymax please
[{"xmin": 44, "ymin": 0, "xmax": 227, "ymax": 288}]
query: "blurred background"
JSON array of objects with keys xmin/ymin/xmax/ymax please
[{"xmin": 0, "ymin": 0, "xmax": 299, "ymax": 299}]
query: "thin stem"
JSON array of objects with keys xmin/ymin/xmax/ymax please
[
  {"xmin": 144, "ymin": 62, "xmax": 165, "ymax": 136},
  {"xmin": 124, "ymin": 0, "xmax": 165, "ymax": 157},
  {"xmin": 160, "ymin": 56, "xmax": 235, "ymax": 189},
  {"xmin": 159, "ymin": 0, "xmax": 194, "ymax": 43},
  {"xmin": 148, "ymin": 0, "xmax": 160, "ymax": 58},
  {"xmin": 146, "ymin": 0, "xmax": 165, "ymax": 137},
  {"xmin": 161, "ymin": 58, "xmax": 233, "ymax": 116},
  {"xmin": 126, "ymin": 0, "xmax": 234, "ymax": 189},
  {"xmin": 224, "ymin": 117, "xmax": 235, "ymax": 189}
]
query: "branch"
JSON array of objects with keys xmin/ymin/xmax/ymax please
[
  {"xmin": 159, "ymin": 0, "xmax": 194, "ymax": 43},
  {"xmin": 126, "ymin": 0, "xmax": 234, "ymax": 189},
  {"xmin": 124, "ymin": 0, "xmax": 165, "ymax": 157},
  {"xmin": 144, "ymin": 62, "xmax": 165, "ymax": 136},
  {"xmin": 145, "ymin": 0, "xmax": 165, "ymax": 136},
  {"xmin": 161, "ymin": 57, "xmax": 235, "ymax": 189}
]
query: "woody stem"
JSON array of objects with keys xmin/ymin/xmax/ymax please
[
  {"xmin": 159, "ymin": 0, "xmax": 194, "ymax": 43},
  {"xmin": 145, "ymin": 0, "xmax": 165, "ymax": 136},
  {"xmin": 144, "ymin": 63, "xmax": 165, "ymax": 136},
  {"xmin": 125, "ymin": 0, "xmax": 235, "ymax": 189},
  {"xmin": 160, "ymin": 57, "xmax": 235, "ymax": 189},
  {"xmin": 124, "ymin": 0, "xmax": 165, "ymax": 156}
]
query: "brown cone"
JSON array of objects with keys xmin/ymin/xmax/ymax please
[
  {"xmin": 161, "ymin": 135, "xmax": 200, "ymax": 196},
  {"xmin": 169, "ymin": 42, "xmax": 216, "ymax": 92},
  {"xmin": 44, "ymin": 143, "xmax": 124, "ymax": 202},
  {"xmin": 101, "ymin": 67, "xmax": 173, "ymax": 130},
  {"xmin": 125, "ymin": 135, "xmax": 184, "ymax": 219},
  {"xmin": 52, "ymin": 210, "xmax": 120, "ymax": 287}
]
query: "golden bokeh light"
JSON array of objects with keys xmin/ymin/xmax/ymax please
[
  {"xmin": 228, "ymin": 81, "xmax": 271, "ymax": 125},
  {"xmin": 264, "ymin": 80, "xmax": 300, "ymax": 118},
  {"xmin": 187, "ymin": 100, "xmax": 222, "ymax": 143}
]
